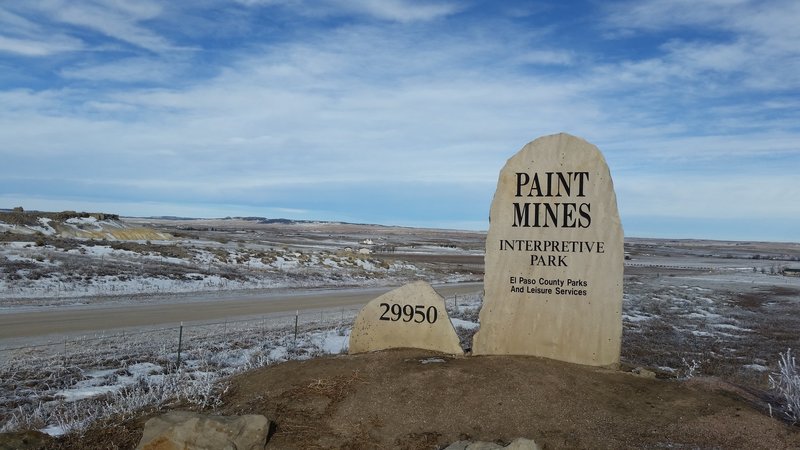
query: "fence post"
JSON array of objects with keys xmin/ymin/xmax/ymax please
[
  {"xmin": 454, "ymin": 294, "xmax": 458, "ymax": 312},
  {"xmin": 294, "ymin": 310, "xmax": 299, "ymax": 344},
  {"xmin": 63, "ymin": 337, "xmax": 68, "ymax": 361},
  {"xmin": 176, "ymin": 322, "xmax": 184, "ymax": 369},
  {"xmin": 261, "ymin": 317, "xmax": 266, "ymax": 339}
]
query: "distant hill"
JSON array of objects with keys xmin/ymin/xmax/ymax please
[
  {"xmin": 0, "ymin": 208, "xmax": 172, "ymax": 241},
  {"xmin": 231, "ymin": 216, "xmax": 375, "ymax": 226},
  {"xmin": 141, "ymin": 216, "xmax": 201, "ymax": 221}
]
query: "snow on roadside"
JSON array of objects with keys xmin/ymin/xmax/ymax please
[
  {"xmin": 55, "ymin": 363, "xmax": 164, "ymax": 402},
  {"xmin": 450, "ymin": 318, "xmax": 479, "ymax": 330},
  {"xmin": 1, "ymin": 319, "xmax": 358, "ymax": 437},
  {"xmin": 1, "ymin": 290, "xmax": 487, "ymax": 437},
  {"xmin": 0, "ymin": 274, "xmax": 287, "ymax": 301}
]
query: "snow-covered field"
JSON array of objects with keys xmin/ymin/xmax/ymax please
[
  {"xmin": 2, "ymin": 215, "xmax": 800, "ymax": 437},
  {"xmin": 621, "ymin": 269, "xmax": 800, "ymax": 381},
  {"xmin": 0, "ymin": 241, "xmax": 440, "ymax": 303},
  {"xmin": 0, "ymin": 217, "xmax": 484, "ymax": 308},
  {"xmin": 0, "ymin": 215, "xmax": 488, "ymax": 436}
]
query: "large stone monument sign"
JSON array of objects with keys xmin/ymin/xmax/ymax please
[{"xmin": 472, "ymin": 133, "xmax": 623, "ymax": 366}]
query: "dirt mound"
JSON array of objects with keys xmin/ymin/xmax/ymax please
[
  {"xmin": 214, "ymin": 349, "xmax": 799, "ymax": 449},
  {"xmin": 49, "ymin": 349, "xmax": 799, "ymax": 449}
]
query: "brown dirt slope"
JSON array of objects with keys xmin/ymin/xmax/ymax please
[{"xmin": 216, "ymin": 349, "xmax": 800, "ymax": 449}]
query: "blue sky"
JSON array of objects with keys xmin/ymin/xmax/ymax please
[{"xmin": 1, "ymin": 0, "xmax": 799, "ymax": 242}]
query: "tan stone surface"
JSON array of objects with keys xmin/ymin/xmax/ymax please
[
  {"xmin": 472, "ymin": 133, "xmax": 623, "ymax": 366},
  {"xmin": 348, "ymin": 281, "xmax": 463, "ymax": 355},
  {"xmin": 135, "ymin": 410, "xmax": 270, "ymax": 450}
]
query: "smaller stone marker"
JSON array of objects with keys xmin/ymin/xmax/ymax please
[{"xmin": 349, "ymin": 281, "xmax": 463, "ymax": 355}]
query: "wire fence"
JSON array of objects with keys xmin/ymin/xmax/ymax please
[
  {"xmin": 0, "ymin": 293, "xmax": 481, "ymax": 435},
  {"xmin": 0, "ymin": 306, "xmax": 363, "ymax": 366}
]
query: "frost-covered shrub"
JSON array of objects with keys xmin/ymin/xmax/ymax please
[
  {"xmin": 0, "ymin": 369, "xmax": 227, "ymax": 436},
  {"xmin": 0, "ymin": 310, "xmax": 362, "ymax": 436},
  {"xmin": 678, "ymin": 357, "xmax": 701, "ymax": 380},
  {"xmin": 454, "ymin": 326, "xmax": 476, "ymax": 352},
  {"xmin": 769, "ymin": 348, "xmax": 800, "ymax": 424}
]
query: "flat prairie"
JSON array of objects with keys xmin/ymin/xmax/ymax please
[{"xmin": 2, "ymin": 216, "xmax": 800, "ymax": 447}]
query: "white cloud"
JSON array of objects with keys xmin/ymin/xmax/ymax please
[
  {"xmin": 236, "ymin": 0, "xmax": 459, "ymax": 22},
  {"xmin": 0, "ymin": 8, "xmax": 41, "ymax": 34},
  {"xmin": 60, "ymin": 57, "xmax": 186, "ymax": 83},
  {"xmin": 617, "ymin": 173, "xmax": 799, "ymax": 220},
  {"xmin": 335, "ymin": 0, "xmax": 460, "ymax": 22},
  {"xmin": 1, "ymin": 1, "xmax": 798, "ymax": 238},
  {"xmin": 54, "ymin": 1, "xmax": 171, "ymax": 52},
  {"xmin": 604, "ymin": 0, "xmax": 753, "ymax": 32},
  {"xmin": 1, "ymin": 17, "xmax": 793, "ymax": 187},
  {"xmin": 515, "ymin": 50, "xmax": 574, "ymax": 66},
  {"xmin": 0, "ymin": 6, "xmax": 85, "ymax": 56},
  {"xmin": 0, "ymin": 0, "xmax": 174, "ymax": 54},
  {"xmin": 0, "ymin": 35, "xmax": 83, "ymax": 56},
  {"xmin": 602, "ymin": 0, "xmax": 800, "ymax": 90}
]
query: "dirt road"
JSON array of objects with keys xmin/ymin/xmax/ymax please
[{"xmin": 0, "ymin": 282, "xmax": 482, "ymax": 342}]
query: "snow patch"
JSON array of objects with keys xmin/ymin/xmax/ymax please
[
  {"xmin": 29, "ymin": 218, "xmax": 56, "ymax": 236},
  {"xmin": 743, "ymin": 364, "xmax": 768, "ymax": 372},
  {"xmin": 451, "ymin": 318, "xmax": 479, "ymax": 330},
  {"xmin": 710, "ymin": 323, "xmax": 752, "ymax": 332},
  {"xmin": 685, "ymin": 309, "xmax": 722, "ymax": 320},
  {"xmin": 312, "ymin": 329, "xmax": 350, "ymax": 354},
  {"xmin": 66, "ymin": 217, "xmax": 98, "ymax": 225},
  {"xmin": 691, "ymin": 330, "xmax": 715, "ymax": 337},
  {"xmin": 622, "ymin": 313, "xmax": 653, "ymax": 322}
]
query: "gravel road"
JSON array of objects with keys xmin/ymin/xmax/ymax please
[{"xmin": 0, "ymin": 282, "xmax": 482, "ymax": 342}]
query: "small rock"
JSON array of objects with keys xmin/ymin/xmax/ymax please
[
  {"xmin": 420, "ymin": 357, "xmax": 447, "ymax": 364},
  {"xmin": 466, "ymin": 443, "xmax": 504, "ymax": 450},
  {"xmin": 444, "ymin": 438, "xmax": 539, "ymax": 450},
  {"xmin": 135, "ymin": 410, "xmax": 270, "ymax": 450},
  {"xmin": 505, "ymin": 437, "xmax": 540, "ymax": 449},
  {"xmin": 443, "ymin": 441, "xmax": 471, "ymax": 450},
  {"xmin": 0, "ymin": 430, "xmax": 54, "ymax": 450},
  {"xmin": 632, "ymin": 367, "xmax": 657, "ymax": 378}
]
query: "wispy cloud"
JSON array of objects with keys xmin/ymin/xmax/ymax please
[
  {"xmin": 59, "ymin": 56, "xmax": 189, "ymax": 83},
  {"xmin": 602, "ymin": 0, "xmax": 800, "ymax": 90},
  {"xmin": 0, "ymin": 7, "xmax": 85, "ymax": 56},
  {"xmin": 0, "ymin": 0, "xmax": 177, "ymax": 55},
  {"xmin": 0, "ymin": 35, "xmax": 84, "ymax": 56},
  {"xmin": 236, "ymin": 0, "xmax": 460, "ymax": 22},
  {"xmin": 51, "ymin": 0, "xmax": 172, "ymax": 52},
  {"xmin": 335, "ymin": 0, "xmax": 461, "ymax": 22},
  {"xmin": 1, "ymin": 1, "xmax": 798, "ymax": 240}
]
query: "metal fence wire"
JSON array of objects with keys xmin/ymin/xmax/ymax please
[{"xmin": 0, "ymin": 306, "xmax": 363, "ymax": 365}]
